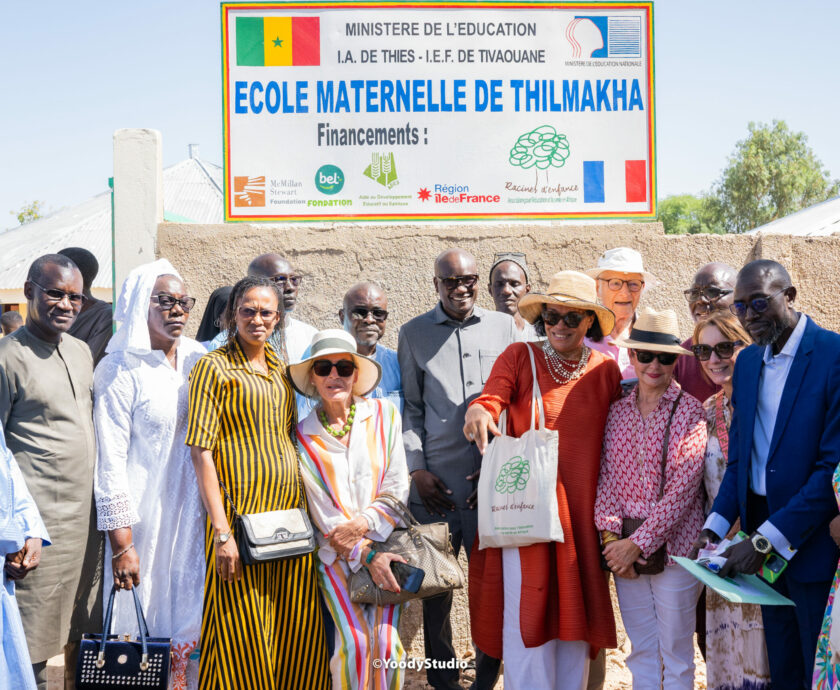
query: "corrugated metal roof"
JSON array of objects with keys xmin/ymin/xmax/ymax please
[
  {"xmin": 745, "ymin": 195, "xmax": 840, "ymax": 236},
  {"xmin": 0, "ymin": 157, "xmax": 224, "ymax": 292}
]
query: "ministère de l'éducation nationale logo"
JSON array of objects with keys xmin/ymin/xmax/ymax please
[{"xmin": 315, "ymin": 165, "xmax": 344, "ymax": 195}]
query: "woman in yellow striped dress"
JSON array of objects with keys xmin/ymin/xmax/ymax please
[{"xmin": 186, "ymin": 276, "xmax": 329, "ymax": 690}]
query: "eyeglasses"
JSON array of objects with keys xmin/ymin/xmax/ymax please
[
  {"xmin": 312, "ymin": 359, "xmax": 356, "ymax": 378},
  {"xmin": 29, "ymin": 280, "xmax": 86, "ymax": 305},
  {"xmin": 271, "ymin": 274, "xmax": 302, "ymax": 287},
  {"xmin": 151, "ymin": 294, "xmax": 196, "ymax": 312},
  {"xmin": 350, "ymin": 307, "xmax": 389, "ymax": 322},
  {"xmin": 238, "ymin": 307, "xmax": 280, "ymax": 321},
  {"xmin": 692, "ymin": 341, "xmax": 743, "ymax": 361},
  {"xmin": 729, "ymin": 288, "xmax": 789, "ymax": 318},
  {"xmin": 437, "ymin": 274, "xmax": 479, "ymax": 291},
  {"xmin": 684, "ymin": 287, "xmax": 733, "ymax": 303},
  {"xmin": 633, "ymin": 350, "xmax": 678, "ymax": 366},
  {"xmin": 598, "ymin": 278, "xmax": 644, "ymax": 293},
  {"xmin": 542, "ymin": 309, "xmax": 587, "ymax": 329}
]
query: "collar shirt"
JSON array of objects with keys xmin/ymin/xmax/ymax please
[
  {"xmin": 585, "ymin": 335, "xmax": 635, "ymax": 380},
  {"xmin": 296, "ymin": 397, "xmax": 408, "ymax": 571},
  {"xmin": 750, "ymin": 313, "xmax": 808, "ymax": 496},
  {"xmin": 398, "ymin": 303, "xmax": 519, "ymax": 498},
  {"xmin": 595, "ymin": 380, "xmax": 707, "ymax": 560}
]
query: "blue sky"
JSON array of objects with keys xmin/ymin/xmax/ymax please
[{"xmin": 2, "ymin": 0, "xmax": 838, "ymax": 225}]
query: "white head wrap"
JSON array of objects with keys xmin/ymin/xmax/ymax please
[{"xmin": 106, "ymin": 259, "xmax": 182, "ymax": 356}]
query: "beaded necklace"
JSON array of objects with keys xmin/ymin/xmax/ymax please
[
  {"xmin": 542, "ymin": 340, "xmax": 591, "ymax": 385},
  {"xmin": 319, "ymin": 403, "xmax": 356, "ymax": 438}
]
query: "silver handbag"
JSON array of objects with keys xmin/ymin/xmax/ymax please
[
  {"xmin": 220, "ymin": 467, "xmax": 315, "ymax": 565},
  {"xmin": 348, "ymin": 494, "xmax": 465, "ymax": 606}
]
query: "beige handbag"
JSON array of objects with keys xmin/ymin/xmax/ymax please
[{"xmin": 348, "ymin": 494, "xmax": 465, "ymax": 606}]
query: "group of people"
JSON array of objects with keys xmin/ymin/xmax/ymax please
[{"xmin": 1, "ymin": 243, "xmax": 839, "ymax": 690}]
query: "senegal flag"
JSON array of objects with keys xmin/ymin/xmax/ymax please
[{"xmin": 236, "ymin": 16, "xmax": 320, "ymax": 66}]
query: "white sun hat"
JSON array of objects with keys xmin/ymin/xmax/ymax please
[
  {"xmin": 288, "ymin": 329, "xmax": 382, "ymax": 399},
  {"xmin": 584, "ymin": 247, "xmax": 659, "ymax": 287}
]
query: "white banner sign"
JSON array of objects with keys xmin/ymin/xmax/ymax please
[{"xmin": 222, "ymin": 2, "xmax": 655, "ymax": 222}]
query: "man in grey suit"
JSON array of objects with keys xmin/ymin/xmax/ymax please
[{"xmin": 398, "ymin": 248, "xmax": 519, "ymax": 689}]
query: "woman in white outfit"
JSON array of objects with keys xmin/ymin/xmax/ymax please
[{"xmin": 93, "ymin": 259, "xmax": 206, "ymax": 689}]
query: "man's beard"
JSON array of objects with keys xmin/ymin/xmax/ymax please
[{"xmin": 753, "ymin": 320, "xmax": 786, "ymax": 347}]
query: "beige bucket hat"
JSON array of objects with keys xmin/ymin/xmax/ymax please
[
  {"xmin": 518, "ymin": 271, "xmax": 615, "ymax": 335},
  {"xmin": 288, "ymin": 329, "xmax": 382, "ymax": 399},
  {"xmin": 610, "ymin": 307, "xmax": 691, "ymax": 355}
]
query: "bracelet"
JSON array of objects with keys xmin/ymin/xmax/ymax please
[
  {"xmin": 112, "ymin": 543, "xmax": 135, "ymax": 560},
  {"xmin": 364, "ymin": 548, "xmax": 377, "ymax": 565}
]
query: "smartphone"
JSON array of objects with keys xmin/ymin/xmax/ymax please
[
  {"xmin": 760, "ymin": 553, "xmax": 788, "ymax": 584},
  {"xmin": 391, "ymin": 561, "xmax": 425, "ymax": 593}
]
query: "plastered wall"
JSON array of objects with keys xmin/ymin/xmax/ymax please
[{"xmin": 158, "ymin": 221, "xmax": 837, "ymax": 345}]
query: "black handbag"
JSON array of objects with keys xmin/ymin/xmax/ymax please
[{"xmin": 76, "ymin": 585, "xmax": 171, "ymax": 690}]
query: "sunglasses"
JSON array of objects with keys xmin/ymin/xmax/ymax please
[
  {"xmin": 542, "ymin": 309, "xmax": 587, "ymax": 329},
  {"xmin": 271, "ymin": 274, "xmax": 302, "ymax": 287},
  {"xmin": 684, "ymin": 286, "xmax": 732, "ymax": 303},
  {"xmin": 152, "ymin": 294, "xmax": 196, "ymax": 312},
  {"xmin": 598, "ymin": 277, "xmax": 644, "ymax": 293},
  {"xmin": 350, "ymin": 307, "xmax": 388, "ymax": 322},
  {"xmin": 238, "ymin": 307, "xmax": 280, "ymax": 321},
  {"xmin": 633, "ymin": 350, "xmax": 678, "ymax": 366},
  {"xmin": 30, "ymin": 280, "xmax": 86, "ymax": 305},
  {"xmin": 729, "ymin": 288, "xmax": 789, "ymax": 318},
  {"xmin": 437, "ymin": 274, "xmax": 479, "ymax": 291},
  {"xmin": 312, "ymin": 359, "xmax": 356, "ymax": 378},
  {"xmin": 692, "ymin": 341, "xmax": 743, "ymax": 361}
]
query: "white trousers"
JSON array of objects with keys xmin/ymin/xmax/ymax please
[
  {"xmin": 614, "ymin": 564, "xmax": 702, "ymax": 690},
  {"xmin": 502, "ymin": 547, "xmax": 590, "ymax": 690}
]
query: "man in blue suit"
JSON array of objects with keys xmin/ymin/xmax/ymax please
[{"xmin": 692, "ymin": 259, "xmax": 840, "ymax": 688}]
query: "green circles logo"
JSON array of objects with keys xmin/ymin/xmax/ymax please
[{"xmin": 315, "ymin": 165, "xmax": 344, "ymax": 195}]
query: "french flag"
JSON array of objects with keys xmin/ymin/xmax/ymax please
[{"xmin": 583, "ymin": 160, "xmax": 647, "ymax": 203}]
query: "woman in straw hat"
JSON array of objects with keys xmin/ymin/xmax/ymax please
[
  {"xmin": 585, "ymin": 246, "xmax": 658, "ymax": 379},
  {"xmin": 291, "ymin": 329, "xmax": 410, "ymax": 690},
  {"xmin": 595, "ymin": 307, "xmax": 707, "ymax": 689},
  {"xmin": 463, "ymin": 270, "xmax": 621, "ymax": 689}
]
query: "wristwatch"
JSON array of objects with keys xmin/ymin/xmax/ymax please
[
  {"xmin": 216, "ymin": 530, "xmax": 232, "ymax": 545},
  {"xmin": 751, "ymin": 533, "xmax": 772, "ymax": 554}
]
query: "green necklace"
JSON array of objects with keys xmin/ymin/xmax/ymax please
[{"xmin": 319, "ymin": 403, "xmax": 355, "ymax": 438}]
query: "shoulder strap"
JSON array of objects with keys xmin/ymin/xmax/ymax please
[
  {"xmin": 526, "ymin": 343, "xmax": 546, "ymax": 431},
  {"xmin": 657, "ymin": 390, "xmax": 684, "ymax": 499}
]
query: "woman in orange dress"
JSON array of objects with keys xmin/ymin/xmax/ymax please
[{"xmin": 463, "ymin": 271, "xmax": 621, "ymax": 690}]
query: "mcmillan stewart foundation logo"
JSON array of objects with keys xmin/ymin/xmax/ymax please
[{"xmin": 234, "ymin": 176, "xmax": 266, "ymax": 207}]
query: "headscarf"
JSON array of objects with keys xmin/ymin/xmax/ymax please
[
  {"xmin": 106, "ymin": 259, "xmax": 181, "ymax": 356},
  {"xmin": 195, "ymin": 286, "xmax": 233, "ymax": 343}
]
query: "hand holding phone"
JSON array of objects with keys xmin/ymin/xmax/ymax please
[{"xmin": 390, "ymin": 561, "xmax": 425, "ymax": 593}]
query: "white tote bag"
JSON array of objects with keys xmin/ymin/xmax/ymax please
[{"xmin": 477, "ymin": 344, "xmax": 563, "ymax": 549}]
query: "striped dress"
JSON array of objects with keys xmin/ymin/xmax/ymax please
[
  {"xmin": 185, "ymin": 340, "xmax": 330, "ymax": 690},
  {"xmin": 296, "ymin": 397, "xmax": 409, "ymax": 690}
]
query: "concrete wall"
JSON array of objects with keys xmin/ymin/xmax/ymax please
[{"xmin": 158, "ymin": 221, "xmax": 839, "ymax": 344}]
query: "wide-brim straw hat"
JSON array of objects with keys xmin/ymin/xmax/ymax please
[
  {"xmin": 610, "ymin": 307, "xmax": 691, "ymax": 355},
  {"xmin": 584, "ymin": 246, "xmax": 658, "ymax": 287},
  {"xmin": 518, "ymin": 271, "xmax": 615, "ymax": 335},
  {"xmin": 288, "ymin": 329, "xmax": 382, "ymax": 399}
]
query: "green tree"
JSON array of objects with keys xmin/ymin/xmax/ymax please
[
  {"xmin": 710, "ymin": 120, "xmax": 839, "ymax": 233},
  {"xmin": 494, "ymin": 456, "xmax": 531, "ymax": 494},
  {"xmin": 658, "ymin": 194, "xmax": 720, "ymax": 234},
  {"xmin": 11, "ymin": 200, "xmax": 45, "ymax": 226}
]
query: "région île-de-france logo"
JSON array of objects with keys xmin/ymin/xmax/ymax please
[
  {"xmin": 314, "ymin": 165, "xmax": 344, "ymax": 195},
  {"xmin": 565, "ymin": 16, "xmax": 641, "ymax": 58},
  {"xmin": 417, "ymin": 188, "xmax": 431, "ymax": 201},
  {"xmin": 417, "ymin": 184, "xmax": 501, "ymax": 204},
  {"xmin": 233, "ymin": 176, "xmax": 266, "ymax": 207},
  {"xmin": 235, "ymin": 16, "xmax": 320, "ymax": 66},
  {"xmin": 363, "ymin": 152, "xmax": 399, "ymax": 189}
]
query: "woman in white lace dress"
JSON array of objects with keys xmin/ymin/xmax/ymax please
[{"xmin": 93, "ymin": 259, "xmax": 207, "ymax": 689}]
